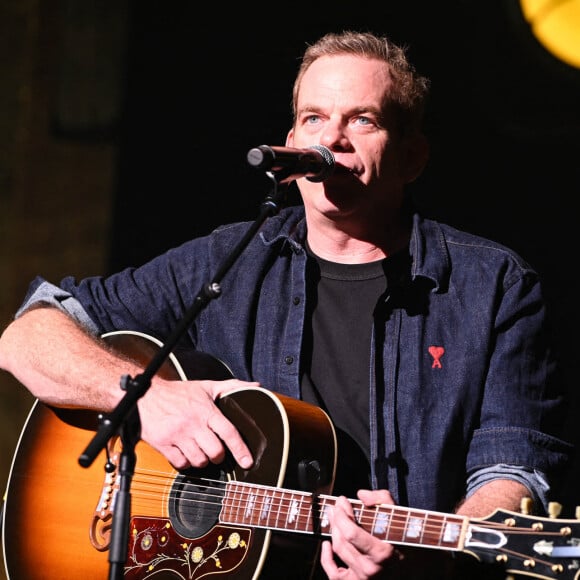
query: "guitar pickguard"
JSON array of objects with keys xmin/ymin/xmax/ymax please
[{"xmin": 125, "ymin": 518, "xmax": 251, "ymax": 579}]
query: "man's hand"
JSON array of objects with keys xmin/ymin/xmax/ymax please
[
  {"xmin": 320, "ymin": 489, "xmax": 400, "ymax": 579},
  {"xmin": 138, "ymin": 376, "xmax": 258, "ymax": 470}
]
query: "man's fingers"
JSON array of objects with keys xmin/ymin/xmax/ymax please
[{"xmin": 201, "ymin": 405, "xmax": 252, "ymax": 468}]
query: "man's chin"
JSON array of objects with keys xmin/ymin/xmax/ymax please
[
  {"xmin": 322, "ymin": 187, "xmax": 360, "ymax": 212},
  {"xmin": 319, "ymin": 198, "xmax": 360, "ymax": 220}
]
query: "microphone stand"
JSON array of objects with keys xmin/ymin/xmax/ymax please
[{"xmin": 78, "ymin": 167, "xmax": 293, "ymax": 580}]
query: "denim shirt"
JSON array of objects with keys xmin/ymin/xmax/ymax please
[{"xmin": 19, "ymin": 206, "xmax": 572, "ymax": 513}]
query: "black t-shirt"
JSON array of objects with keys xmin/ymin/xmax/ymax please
[{"xmin": 301, "ymin": 246, "xmax": 410, "ymax": 497}]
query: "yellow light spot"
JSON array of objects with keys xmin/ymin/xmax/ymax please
[{"xmin": 520, "ymin": 0, "xmax": 580, "ymax": 67}]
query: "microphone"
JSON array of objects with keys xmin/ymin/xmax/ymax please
[{"xmin": 246, "ymin": 145, "xmax": 335, "ymax": 182}]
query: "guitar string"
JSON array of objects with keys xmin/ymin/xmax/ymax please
[
  {"xmin": 127, "ymin": 471, "xmax": 464, "ymax": 546},
  {"xmin": 94, "ymin": 465, "xmax": 572, "ymax": 568},
  {"xmin": 128, "ymin": 467, "xmax": 569, "ymax": 536}
]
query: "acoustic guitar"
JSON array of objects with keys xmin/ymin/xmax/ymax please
[{"xmin": 2, "ymin": 331, "xmax": 580, "ymax": 579}]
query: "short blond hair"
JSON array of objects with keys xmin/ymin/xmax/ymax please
[{"xmin": 292, "ymin": 30, "xmax": 430, "ymax": 136}]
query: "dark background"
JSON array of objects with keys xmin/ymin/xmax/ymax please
[
  {"xmin": 1, "ymin": 4, "xmax": 580, "ymax": 575},
  {"xmin": 111, "ymin": 0, "xmax": 580, "ymax": 272}
]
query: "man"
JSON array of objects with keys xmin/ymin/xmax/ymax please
[{"xmin": 0, "ymin": 31, "xmax": 572, "ymax": 579}]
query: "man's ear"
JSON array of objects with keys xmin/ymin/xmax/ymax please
[
  {"xmin": 285, "ymin": 128, "xmax": 294, "ymax": 147},
  {"xmin": 400, "ymin": 133, "xmax": 430, "ymax": 183}
]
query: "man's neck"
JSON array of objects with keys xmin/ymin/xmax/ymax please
[{"xmin": 306, "ymin": 216, "xmax": 411, "ymax": 264}]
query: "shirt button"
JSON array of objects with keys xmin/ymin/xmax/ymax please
[
  {"xmin": 293, "ymin": 296, "xmax": 300, "ymax": 305},
  {"xmin": 284, "ymin": 355, "xmax": 294, "ymax": 365}
]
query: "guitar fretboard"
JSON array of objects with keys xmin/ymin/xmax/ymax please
[{"xmin": 221, "ymin": 480, "xmax": 466, "ymax": 551}]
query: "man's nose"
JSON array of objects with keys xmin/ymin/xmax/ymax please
[{"xmin": 319, "ymin": 120, "xmax": 351, "ymax": 151}]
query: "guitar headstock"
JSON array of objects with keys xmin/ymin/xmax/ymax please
[{"xmin": 465, "ymin": 502, "xmax": 580, "ymax": 579}]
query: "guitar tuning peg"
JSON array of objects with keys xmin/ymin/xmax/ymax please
[
  {"xmin": 575, "ymin": 505, "xmax": 580, "ymax": 520},
  {"xmin": 548, "ymin": 501, "xmax": 563, "ymax": 518},
  {"xmin": 520, "ymin": 496, "xmax": 533, "ymax": 514}
]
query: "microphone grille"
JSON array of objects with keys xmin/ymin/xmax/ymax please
[{"xmin": 307, "ymin": 145, "xmax": 335, "ymax": 182}]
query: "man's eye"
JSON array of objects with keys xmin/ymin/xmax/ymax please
[
  {"xmin": 355, "ymin": 116, "xmax": 372, "ymax": 126},
  {"xmin": 306, "ymin": 115, "xmax": 320, "ymax": 124}
]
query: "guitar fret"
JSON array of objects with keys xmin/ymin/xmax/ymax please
[
  {"xmin": 245, "ymin": 488, "xmax": 257, "ymax": 521},
  {"xmin": 285, "ymin": 493, "xmax": 299, "ymax": 530},
  {"xmin": 350, "ymin": 503, "xmax": 464, "ymax": 550},
  {"xmin": 274, "ymin": 489, "xmax": 286, "ymax": 529},
  {"xmin": 274, "ymin": 489, "xmax": 305, "ymax": 532},
  {"xmin": 259, "ymin": 487, "xmax": 272, "ymax": 523},
  {"xmin": 408, "ymin": 513, "xmax": 425, "ymax": 542},
  {"xmin": 272, "ymin": 490, "xmax": 286, "ymax": 530},
  {"xmin": 373, "ymin": 504, "xmax": 398, "ymax": 540},
  {"xmin": 222, "ymin": 481, "xmax": 234, "ymax": 522},
  {"xmin": 302, "ymin": 494, "xmax": 316, "ymax": 531},
  {"xmin": 304, "ymin": 496, "xmax": 313, "ymax": 532},
  {"xmin": 320, "ymin": 499, "xmax": 332, "ymax": 532},
  {"xmin": 249, "ymin": 484, "xmax": 265, "ymax": 526},
  {"xmin": 273, "ymin": 488, "xmax": 283, "ymax": 529},
  {"xmin": 308, "ymin": 496, "xmax": 330, "ymax": 534}
]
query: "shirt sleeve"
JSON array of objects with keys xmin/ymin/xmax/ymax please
[
  {"xmin": 466, "ymin": 463, "xmax": 551, "ymax": 514},
  {"xmin": 15, "ymin": 278, "xmax": 100, "ymax": 334}
]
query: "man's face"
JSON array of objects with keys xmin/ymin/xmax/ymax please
[{"xmin": 287, "ymin": 54, "xmax": 417, "ymax": 221}]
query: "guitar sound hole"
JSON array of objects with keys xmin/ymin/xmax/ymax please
[{"xmin": 168, "ymin": 463, "xmax": 227, "ymax": 539}]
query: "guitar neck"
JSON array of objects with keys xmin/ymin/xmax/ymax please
[{"xmin": 221, "ymin": 480, "xmax": 473, "ymax": 551}]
